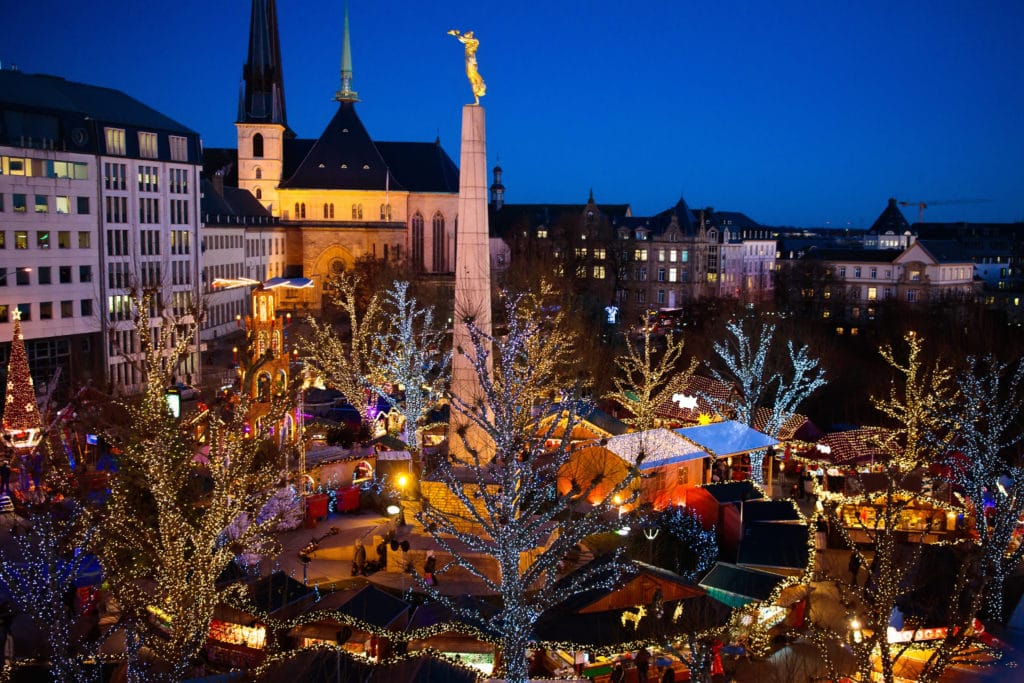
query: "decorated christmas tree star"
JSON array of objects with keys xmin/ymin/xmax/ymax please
[{"xmin": 1, "ymin": 308, "xmax": 42, "ymax": 449}]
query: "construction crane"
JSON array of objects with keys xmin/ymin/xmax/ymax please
[{"xmin": 898, "ymin": 199, "xmax": 989, "ymax": 223}]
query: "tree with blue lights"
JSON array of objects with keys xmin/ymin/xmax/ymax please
[
  {"xmin": 707, "ymin": 319, "xmax": 826, "ymax": 485},
  {"xmin": 0, "ymin": 506, "xmax": 102, "ymax": 682},
  {"xmin": 936, "ymin": 354, "xmax": 1024, "ymax": 622},
  {"xmin": 418, "ymin": 289, "xmax": 642, "ymax": 683},
  {"xmin": 367, "ymin": 281, "xmax": 449, "ymax": 451}
]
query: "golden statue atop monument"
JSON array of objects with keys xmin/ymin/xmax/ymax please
[{"xmin": 448, "ymin": 29, "xmax": 486, "ymax": 105}]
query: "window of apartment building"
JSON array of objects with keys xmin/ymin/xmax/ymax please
[
  {"xmin": 669, "ymin": 249, "xmax": 677, "ymax": 263},
  {"xmin": 0, "ymin": 232, "xmax": 4, "ymax": 249},
  {"xmin": 837, "ymin": 266, "xmax": 846, "ymax": 278},
  {"xmin": 34, "ymin": 195, "xmax": 47, "ymax": 213},
  {"xmin": 909, "ymin": 269, "xmax": 921, "ymax": 282},
  {"xmin": 853, "ymin": 266, "xmax": 861, "ymax": 278},
  {"xmin": 575, "ymin": 247, "xmax": 588, "ymax": 258},
  {"xmin": 536, "ymin": 228, "xmax": 548, "ymax": 239},
  {"xmin": 14, "ymin": 231, "xmax": 28, "ymax": 249},
  {"xmin": 593, "ymin": 265, "xmax": 606, "ymax": 279},
  {"xmin": 636, "ymin": 290, "xmax": 646, "ymax": 304},
  {"xmin": 12, "ymin": 194, "xmax": 26, "ymax": 212},
  {"xmin": 170, "ymin": 230, "xmax": 190, "ymax": 255},
  {"xmin": 79, "ymin": 265, "xmax": 92, "ymax": 282},
  {"xmin": 55, "ymin": 196, "xmax": 70, "ymax": 214},
  {"xmin": 639, "ymin": 267, "xmax": 647, "ymax": 281},
  {"xmin": 867, "ymin": 287, "xmax": 878, "ymax": 301},
  {"xmin": 0, "ymin": 305, "xmax": 6, "ymax": 323},
  {"xmin": 103, "ymin": 162, "xmax": 126, "ymax": 189},
  {"xmin": 78, "ymin": 231, "xmax": 91, "ymax": 249},
  {"xmin": 59, "ymin": 266, "xmax": 72, "ymax": 284},
  {"xmin": 657, "ymin": 290, "xmax": 665, "ymax": 304},
  {"xmin": 907, "ymin": 288, "xmax": 918, "ymax": 303},
  {"xmin": 80, "ymin": 299, "xmax": 93, "ymax": 317},
  {"xmin": 39, "ymin": 302, "xmax": 53, "ymax": 320},
  {"xmin": 658, "ymin": 248, "xmax": 666, "ymax": 262},
  {"xmin": 105, "ymin": 128, "xmax": 126, "ymax": 155},
  {"xmin": 138, "ymin": 132, "xmax": 158, "ymax": 159},
  {"xmin": 61, "ymin": 300, "xmax": 73, "ymax": 318},
  {"xmin": 669, "ymin": 268, "xmax": 677, "ymax": 283},
  {"xmin": 0, "ymin": 194, "xmax": 4, "ymax": 211},
  {"xmin": 138, "ymin": 197, "xmax": 159, "ymax": 224},
  {"xmin": 870, "ymin": 267, "xmax": 877, "ymax": 279},
  {"xmin": 57, "ymin": 231, "xmax": 71, "ymax": 249},
  {"xmin": 107, "ymin": 230, "xmax": 129, "ymax": 256},
  {"xmin": 37, "ymin": 231, "xmax": 51, "ymax": 249},
  {"xmin": 657, "ymin": 267, "xmax": 666, "ymax": 282},
  {"xmin": 105, "ymin": 196, "xmax": 128, "ymax": 223},
  {"xmin": 138, "ymin": 165, "xmax": 159, "ymax": 192},
  {"xmin": 16, "ymin": 304, "xmax": 30, "ymax": 321},
  {"xmin": 38, "ymin": 267, "xmax": 51, "ymax": 285},
  {"xmin": 16, "ymin": 268, "xmax": 31, "ymax": 286},
  {"xmin": 169, "ymin": 135, "xmax": 188, "ymax": 162},
  {"xmin": 634, "ymin": 249, "xmax": 647, "ymax": 261},
  {"xmin": 593, "ymin": 248, "xmax": 606, "ymax": 260}
]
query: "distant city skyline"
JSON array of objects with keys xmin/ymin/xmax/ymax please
[{"xmin": 3, "ymin": 0, "xmax": 1022, "ymax": 227}]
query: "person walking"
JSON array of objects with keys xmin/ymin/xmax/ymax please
[
  {"xmin": 635, "ymin": 647, "xmax": 650, "ymax": 682},
  {"xmin": 610, "ymin": 662, "xmax": 625, "ymax": 683},
  {"xmin": 424, "ymin": 550, "xmax": 438, "ymax": 586},
  {"xmin": 660, "ymin": 664, "xmax": 676, "ymax": 683},
  {"xmin": 0, "ymin": 458, "xmax": 11, "ymax": 495},
  {"xmin": 848, "ymin": 551, "xmax": 861, "ymax": 587}
]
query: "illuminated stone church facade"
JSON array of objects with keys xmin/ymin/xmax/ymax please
[{"xmin": 206, "ymin": 0, "xmax": 460, "ymax": 310}]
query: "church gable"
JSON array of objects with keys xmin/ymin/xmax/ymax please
[{"xmin": 279, "ymin": 101, "xmax": 395, "ymax": 191}]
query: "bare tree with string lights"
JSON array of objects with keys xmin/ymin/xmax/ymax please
[
  {"xmin": 811, "ymin": 333, "xmax": 992, "ymax": 683},
  {"xmin": 936, "ymin": 354, "xmax": 1024, "ymax": 622},
  {"xmin": 416, "ymin": 290, "xmax": 642, "ymax": 683},
  {"xmin": 366, "ymin": 281, "xmax": 449, "ymax": 451},
  {"xmin": 707, "ymin": 319, "xmax": 826, "ymax": 485},
  {"xmin": 94, "ymin": 290, "xmax": 292, "ymax": 682},
  {"xmin": 605, "ymin": 321, "xmax": 697, "ymax": 431},
  {"xmin": 300, "ymin": 271, "xmax": 381, "ymax": 425},
  {"xmin": 0, "ymin": 506, "xmax": 102, "ymax": 682}
]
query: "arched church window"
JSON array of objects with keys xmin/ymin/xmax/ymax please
[
  {"xmin": 255, "ymin": 187, "xmax": 262, "ymax": 200},
  {"xmin": 329, "ymin": 203, "xmax": 335, "ymax": 219},
  {"xmin": 323, "ymin": 203, "xmax": 329, "ymax": 218},
  {"xmin": 255, "ymin": 167, "xmax": 262, "ymax": 179},
  {"xmin": 300, "ymin": 203, "xmax": 307, "ymax": 219},
  {"xmin": 294, "ymin": 203, "xmax": 299, "ymax": 218},
  {"xmin": 411, "ymin": 212, "xmax": 424, "ymax": 271},
  {"xmin": 351, "ymin": 204, "xmax": 363, "ymax": 220},
  {"xmin": 252, "ymin": 133, "xmax": 264, "ymax": 158},
  {"xmin": 432, "ymin": 212, "xmax": 446, "ymax": 272}
]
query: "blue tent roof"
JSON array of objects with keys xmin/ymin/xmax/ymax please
[{"xmin": 675, "ymin": 420, "xmax": 778, "ymax": 458}]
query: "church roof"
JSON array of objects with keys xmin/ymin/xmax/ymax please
[
  {"xmin": 376, "ymin": 141, "xmax": 459, "ymax": 193},
  {"xmin": 200, "ymin": 179, "xmax": 275, "ymax": 222},
  {"xmin": 868, "ymin": 198, "xmax": 911, "ymax": 235},
  {"xmin": 279, "ymin": 101, "xmax": 395, "ymax": 191}
]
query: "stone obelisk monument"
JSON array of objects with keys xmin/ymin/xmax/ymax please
[{"xmin": 448, "ymin": 30, "xmax": 494, "ymax": 463}]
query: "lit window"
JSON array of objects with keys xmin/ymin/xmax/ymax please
[
  {"xmin": 35, "ymin": 195, "xmax": 48, "ymax": 213},
  {"xmin": 105, "ymin": 127, "xmax": 126, "ymax": 155},
  {"xmin": 169, "ymin": 135, "xmax": 188, "ymax": 161},
  {"xmin": 14, "ymin": 231, "xmax": 27, "ymax": 249},
  {"xmin": 138, "ymin": 132, "xmax": 158, "ymax": 159}
]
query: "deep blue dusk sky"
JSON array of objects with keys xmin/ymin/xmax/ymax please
[{"xmin": 3, "ymin": 1, "xmax": 1022, "ymax": 227}]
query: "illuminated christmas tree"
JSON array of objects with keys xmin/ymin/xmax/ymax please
[
  {"xmin": 1, "ymin": 308, "xmax": 43, "ymax": 451},
  {"xmin": 418, "ymin": 290, "xmax": 642, "ymax": 683},
  {"xmin": 606, "ymin": 320, "xmax": 697, "ymax": 431},
  {"xmin": 707, "ymin": 319, "xmax": 825, "ymax": 485},
  {"xmin": 937, "ymin": 354, "xmax": 1024, "ymax": 621},
  {"xmin": 0, "ymin": 507, "xmax": 102, "ymax": 682},
  {"xmin": 367, "ymin": 281, "xmax": 448, "ymax": 450}
]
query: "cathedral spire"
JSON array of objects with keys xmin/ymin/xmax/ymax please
[
  {"xmin": 334, "ymin": 3, "xmax": 359, "ymax": 102},
  {"xmin": 238, "ymin": 0, "xmax": 288, "ymax": 125}
]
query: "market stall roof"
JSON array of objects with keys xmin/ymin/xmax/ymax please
[
  {"xmin": 815, "ymin": 427, "xmax": 893, "ymax": 465},
  {"xmin": 737, "ymin": 522, "xmax": 811, "ymax": 575},
  {"xmin": 702, "ymin": 480, "xmax": 764, "ymax": 504},
  {"xmin": 602, "ymin": 428, "xmax": 709, "ymax": 470},
  {"xmin": 254, "ymin": 648, "xmax": 477, "ymax": 683},
  {"xmin": 655, "ymin": 375, "xmax": 735, "ymax": 424},
  {"xmin": 334, "ymin": 584, "xmax": 410, "ymax": 630},
  {"xmin": 262, "ymin": 276, "xmax": 314, "ymax": 289},
  {"xmin": 698, "ymin": 562, "xmax": 786, "ymax": 608},
  {"xmin": 741, "ymin": 499, "xmax": 803, "ymax": 524},
  {"xmin": 247, "ymin": 571, "xmax": 314, "ymax": 614},
  {"xmin": 676, "ymin": 420, "xmax": 778, "ymax": 458}
]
